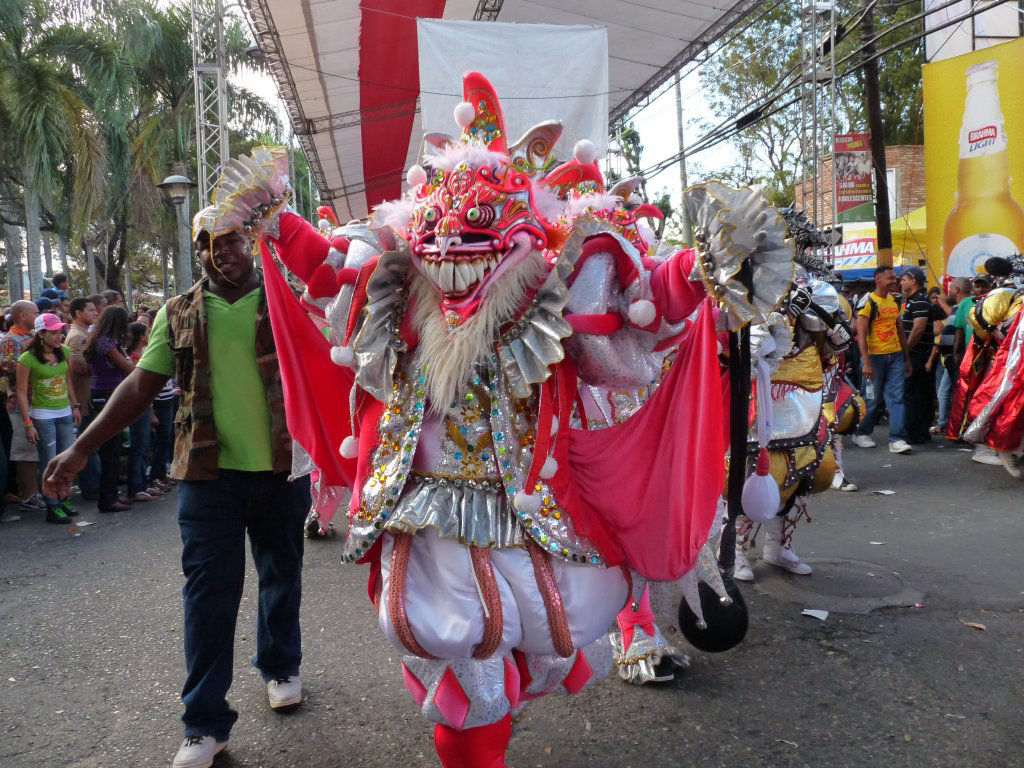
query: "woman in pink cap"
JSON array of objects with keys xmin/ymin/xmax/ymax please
[{"xmin": 15, "ymin": 312, "xmax": 81, "ymax": 523}]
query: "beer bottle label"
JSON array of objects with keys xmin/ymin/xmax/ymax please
[{"xmin": 947, "ymin": 233, "xmax": 1018, "ymax": 277}]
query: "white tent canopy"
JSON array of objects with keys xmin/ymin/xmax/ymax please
[{"xmin": 242, "ymin": 0, "xmax": 759, "ymax": 222}]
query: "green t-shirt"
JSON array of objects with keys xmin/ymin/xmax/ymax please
[
  {"xmin": 18, "ymin": 345, "xmax": 71, "ymax": 413},
  {"xmin": 139, "ymin": 290, "xmax": 274, "ymax": 472},
  {"xmin": 953, "ymin": 296, "xmax": 976, "ymax": 342}
]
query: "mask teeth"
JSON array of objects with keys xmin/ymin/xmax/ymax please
[{"xmin": 680, "ymin": 571, "xmax": 707, "ymax": 629}]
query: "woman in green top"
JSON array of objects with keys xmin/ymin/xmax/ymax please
[{"xmin": 16, "ymin": 313, "xmax": 81, "ymax": 523}]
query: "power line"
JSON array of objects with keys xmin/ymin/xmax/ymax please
[{"xmin": 637, "ymin": 0, "xmax": 1008, "ymax": 180}]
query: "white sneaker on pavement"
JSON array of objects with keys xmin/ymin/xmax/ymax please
[
  {"xmin": 267, "ymin": 676, "xmax": 302, "ymax": 711},
  {"xmin": 172, "ymin": 736, "xmax": 227, "ymax": 768},
  {"xmin": 762, "ymin": 546, "xmax": 813, "ymax": 575},
  {"xmin": 733, "ymin": 547, "xmax": 754, "ymax": 582},
  {"xmin": 889, "ymin": 439, "xmax": 912, "ymax": 454},
  {"xmin": 852, "ymin": 434, "xmax": 876, "ymax": 448},
  {"xmin": 971, "ymin": 444, "xmax": 1003, "ymax": 466},
  {"xmin": 838, "ymin": 480, "xmax": 858, "ymax": 492}
]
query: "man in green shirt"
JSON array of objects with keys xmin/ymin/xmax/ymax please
[
  {"xmin": 952, "ymin": 274, "xmax": 991, "ymax": 370},
  {"xmin": 44, "ymin": 214, "xmax": 309, "ymax": 768}
]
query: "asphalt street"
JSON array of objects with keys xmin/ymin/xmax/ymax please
[{"xmin": 1, "ymin": 432, "xmax": 1022, "ymax": 768}]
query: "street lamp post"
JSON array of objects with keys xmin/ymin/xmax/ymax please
[{"xmin": 158, "ymin": 169, "xmax": 197, "ymax": 296}]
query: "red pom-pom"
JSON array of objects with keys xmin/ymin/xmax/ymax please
[{"xmin": 330, "ymin": 236, "xmax": 350, "ymax": 254}]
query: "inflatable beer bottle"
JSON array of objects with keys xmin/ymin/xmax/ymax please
[{"xmin": 943, "ymin": 61, "xmax": 1024, "ymax": 277}]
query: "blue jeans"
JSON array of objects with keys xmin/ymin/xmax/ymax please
[
  {"xmin": 33, "ymin": 414, "xmax": 75, "ymax": 508},
  {"xmin": 76, "ymin": 408, "xmax": 100, "ymax": 495},
  {"xmin": 128, "ymin": 408, "xmax": 152, "ymax": 496},
  {"xmin": 149, "ymin": 398, "xmax": 175, "ymax": 482},
  {"xmin": 936, "ymin": 362, "xmax": 954, "ymax": 429},
  {"xmin": 178, "ymin": 471, "xmax": 310, "ymax": 740},
  {"xmin": 857, "ymin": 352, "xmax": 907, "ymax": 442}
]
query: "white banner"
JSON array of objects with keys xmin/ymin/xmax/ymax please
[{"xmin": 417, "ymin": 20, "xmax": 609, "ymax": 161}]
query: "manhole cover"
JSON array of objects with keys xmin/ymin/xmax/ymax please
[
  {"xmin": 749, "ymin": 559, "xmax": 924, "ymax": 614},
  {"xmin": 782, "ymin": 560, "xmax": 903, "ymax": 598}
]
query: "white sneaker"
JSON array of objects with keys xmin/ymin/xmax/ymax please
[
  {"xmin": 889, "ymin": 439, "xmax": 912, "ymax": 454},
  {"xmin": 733, "ymin": 548, "xmax": 754, "ymax": 582},
  {"xmin": 267, "ymin": 676, "xmax": 302, "ymax": 711},
  {"xmin": 838, "ymin": 480, "xmax": 858, "ymax": 492},
  {"xmin": 763, "ymin": 547, "xmax": 813, "ymax": 575},
  {"xmin": 172, "ymin": 736, "xmax": 227, "ymax": 768},
  {"xmin": 998, "ymin": 452, "xmax": 1022, "ymax": 479},
  {"xmin": 972, "ymin": 444, "xmax": 1003, "ymax": 466},
  {"xmin": 852, "ymin": 434, "xmax": 876, "ymax": 448}
]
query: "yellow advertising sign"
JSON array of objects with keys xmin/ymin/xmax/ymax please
[{"xmin": 924, "ymin": 37, "xmax": 1024, "ymax": 281}]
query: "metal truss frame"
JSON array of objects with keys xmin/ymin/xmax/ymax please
[{"xmin": 192, "ymin": 0, "xmax": 231, "ymax": 207}]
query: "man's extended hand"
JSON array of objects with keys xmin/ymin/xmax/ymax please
[{"xmin": 44, "ymin": 447, "xmax": 88, "ymax": 501}]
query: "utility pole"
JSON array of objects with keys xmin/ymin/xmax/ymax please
[
  {"xmin": 674, "ymin": 72, "xmax": 691, "ymax": 243},
  {"xmin": 860, "ymin": 0, "xmax": 892, "ymax": 267}
]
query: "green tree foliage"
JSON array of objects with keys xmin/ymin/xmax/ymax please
[
  {"xmin": 0, "ymin": 0, "xmax": 130, "ymax": 294},
  {"xmin": 835, "ymin": 0, "xmax": 925, "ymax": 144},
  {"xmin": 0, "ymin": 0, "xmax": 289, "ymax": 300},
  {"xmin": 695, "ymin": 0, "xmax": 924, "ymax": 208},
  {"xmin": 696, "ymin": 2, "xmax": 801, "ymax": 206}
]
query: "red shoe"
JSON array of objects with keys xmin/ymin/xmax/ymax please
[{"xmin": 434, "ymin": 715, "xmax": 511, "ymax": 768}]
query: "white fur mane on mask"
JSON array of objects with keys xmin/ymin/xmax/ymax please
[
  {"xmin": 411, "ymin": 250, "xmax": 549, "ymax": 414},
  {"xmin": 424, "ymin": 143, "xmax": 510, "ymax": 173}
]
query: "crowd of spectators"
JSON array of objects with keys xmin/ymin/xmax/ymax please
[
  {"xmin": 0, "ymin": 276, "xmax": 177, "ymax": 523},
  {"xmin": 843, "ymin": 264, "xmax": 995, "ymax": 463}
]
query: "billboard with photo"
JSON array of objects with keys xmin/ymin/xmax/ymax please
[
  {"xmin": 833, "ymin": 134, "xmax": 874, "ymax": 223},
  {"xmin": 924, "ymin": 37, "xmax": 1024, "ymax": 281}
]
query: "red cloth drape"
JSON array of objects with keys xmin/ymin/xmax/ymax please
[
  {"xmin": 261, "ymin": 242, "xmax": 356, "ymax": 488},
  {"xmin": 967, "ymin": 311, "xmax": 1024, "ymax": 452},
  {"xmin": 566, "ymin": 300, "xmax": 725, "ymax": 581}
]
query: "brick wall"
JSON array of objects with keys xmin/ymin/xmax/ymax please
[{"xmin": 794, "ymin": 144, "xmax": 925, "ymax": 224}]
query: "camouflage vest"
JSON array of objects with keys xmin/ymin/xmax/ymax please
[{"xmin": 164, "ymin": 276, "xmax": 291, "ymax": 481}]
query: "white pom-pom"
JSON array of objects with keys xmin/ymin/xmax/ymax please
[
  {"xmin": 406, "ymin": 164, "xmax": 427, "ymax": 188},
  {"xmin": 741, "ymin": 448, "xmax": 779, "ymax": 523},
  {"xmin": 514, "ymin": 491, "xmax": 542, "ymax": 515},
  {"xmin": 550, "ymin": 415, "xmax": 559, "ymax": 435},
  {"xmin": 318, "ymin": 218, "xmax": 331, "ymax": 232},
  {"xmin": 573, "ymin": 139, "xmax": 597, "ymax": 165},
  {"xmin": 628, "ymin": 299, "xmax": 656, "ymax": 327},
  {"xmin": 539, "ymin": 455, "xmax": 558, "ymax": 479},
  {"xmin": 454, "ymin": 101, "xmax": 476, "ymax": 129},
  {"xmin": 330, "ymin": 345, "xmax": 354, "ymax": 366},
  {"xmin": 340, "ymin": 435, "xmax": 359, "ymax": 459}
]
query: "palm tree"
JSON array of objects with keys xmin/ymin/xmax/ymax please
[
  {"xmin": 0, "ymin": 0, "xmax": 128, "ymax": 295},
  {"xmin": 87, "ymin": 0, "xmax": 279, "ymax": 291}
]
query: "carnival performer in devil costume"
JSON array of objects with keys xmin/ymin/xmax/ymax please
[
  {"xmin": 961, "ymin": 255, "xmax": 1024, "ymax": 478},
  {"xmin": 780, "ymin": 209, "xmax": 863, "ymax": 494},
  {"xmin": 196, "ymin": 73, "xmax": 794, "ymax": 766},
  {"xmin": 730, "ymin": 241, "xmax": 852, "ymax": 583}
]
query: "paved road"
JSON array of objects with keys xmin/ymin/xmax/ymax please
[{"xmin": 1, "ymin": 433, "xmax": 1022, "ymax": 768}]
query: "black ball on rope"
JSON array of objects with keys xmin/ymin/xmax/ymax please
[{"xmin": 678, "ymin": 578, "xmax": 748, "ymax": 653}]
